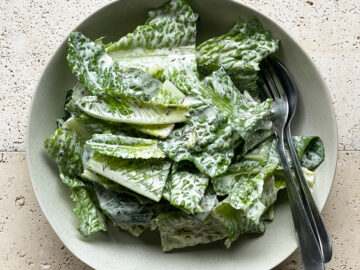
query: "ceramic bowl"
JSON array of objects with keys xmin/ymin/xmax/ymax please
[{"xmin": 27, "ymin": 0, "xmax": 337, "ymax": 269}]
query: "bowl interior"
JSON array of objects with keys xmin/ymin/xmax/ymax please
[{"xmin": 27, "ymin": 0, "xmax": 337, "ymax": 269}]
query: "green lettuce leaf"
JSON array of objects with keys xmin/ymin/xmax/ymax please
[
  {"xmin": 211, "ymin": 164, "xmax": 278, "ymax": 247},
  {"xmin": 63, "ymin": 115, "xmax": 134, "ymax": 139},
  {"xmin": 156, "ymin": 211, "xmax": 228, "ymax": 251},
  {"xmin": 59, "ymin": 173, "xmax": 107, "ymax": 236},
  {"xmin": 197, "ymin": 18, "xmax": 278, "ymax": 91},
  {"xmin": 44, "ymin": 127, "xmax": 85, "ymax": 176},
  {"xmin": 65, "ymin": 85, "xmax": 179, "ymax": 139},
  {"xmin": 67, "ymin": 31, "xmax": 161, "ymax": 100},
  {"xmin": 93, "ymin": 183, "xmax": 155, "ymax": 227},
  {"xmin": 76, "ymin": 95, "xmax": 190, "ymax": 125},
  {"xmin": 85, "ymin": 152, "xmax": 171, "ymax": 201},
  {"xmin": 158, "ymin": 103, "xmax": 240, "ymax": 177},
  {"xmin": 85, "ymin": 134, "xmax": 165, "ymax": 159},
  {"xmin": 212, "ymin": 203, "xmax": 265, "ymax": 248},
  {"xmin": 81, "ymin": 168, "xmax": 151, "ymax": 205},
  {"xmin": 212, "ymin": 161, "xmax": 263, "ymax": 196},
  {"xmin": 220, "ymin": 164, "xmax": 278, "ymax": 221},
  {"xmin": 105, "ymin": 0, "xmax": 199, "ymax": 94},
  {"xmin": 166, "ymin": 163, "xmax": 209, "ymax": 214},
  {"xmin": 158, "ymin": 70, "xmax": 272, "ymax": 177},
  {"xmin": 266, "ymin": 136, "xmax": 325, "ymax": 169}
]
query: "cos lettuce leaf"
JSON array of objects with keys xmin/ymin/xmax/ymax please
[
  {"xmin": 63, "ymin": 115, "xmax": 135, "ymax": 139},
  {"xmin": 158, "ymin": 104, "xmax": 240, "ymax": 177},
  {"xmin": 81, "ymin": 168, "xmax": 151, "ymax": 205},
  {"xmin": 67, "ymin": 31, "xmax": 161, "ymax": 101},
  {"xmin": 59, "ymin": 173, "xmax": 107, "ymax": 236},
  {"xmin": 156, "ymin": 211, "xmax": 228, "ymax": 251},
  {"xmin": 93, "ymin": 183, "xmax": 155, "ymax": 227},
  {"xmin": 105, "ymin": 0, "xmax": 199, "ymax": 94},
  {"xmin": 211, "ymin": 164, "xmax": 278, "ymax": 247},
  {"xmin": 86, "ymin": 134, "xmax": 165, "ymax": 159},
  {"xmin": 193, "ymin": 69, "xmax": 273, "ymax": 142},
  {"xmin": 85, "ymin": 152, "xmax": 171, "ymax": 201},
  {"xmin": 159, "ymin": 70, "xmax": 272, "ymax": 177},
  {"xmin": 44, "ymin": 127, "xmax": 85, "ymax": 176},
  {"xmin": 76, "ymin": 95, "xmax": 189, "ymax": 125},
  {"xmin": 212, "ymin": 203, "xmax": 265, "ymax": 248},
  {"xmin": 197, "ymin": 18, "xmax": 278, "ymax": 91},
  {"xmin": 167, "ymin": 163, "xmax": 209, "ymax": 214},
  {"xmin": 262, "ymin": 136, "xmax": 325, "ymax": 170}
]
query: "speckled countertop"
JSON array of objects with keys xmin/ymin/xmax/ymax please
[{"xmin": 1, "ymin": 0, "xmax": 359, "ymax": 269}]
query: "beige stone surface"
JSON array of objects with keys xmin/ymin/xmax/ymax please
[{"xmin": 0, "ymin": 0, "xmax": 359, "ymax": 269}]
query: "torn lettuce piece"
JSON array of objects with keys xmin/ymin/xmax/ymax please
[
  {"xmin": 166, "ymin": 163, "xmax": 209, "ymax": 214},
  {"xmin": 197, "ymin": 18, "xmax": 278, "ymax": 91},
  {"xmin": 44, "ymin": 127, "xmax": 85, "ymax": 176},
  {"xmin": 267, "ymin": 136, "xmax": 325, "ymax": 170},
  {"xmin": 67, "ymin": 113, "xmax": 175, "ymax": 140},
  {"xmin": 212, "ymin": 202, "xmax": 265, "ymax": 248},
  {"xmin": 85, "ymin": 152, "xmax": 171, "ymax": 201},
  {"xmin": 81, "ymin": 168, "xmax": 151, "ymax": 205},
  {"xmin": 211, "ymin": 164, "xmax": 278, "ymax": 247},
  {"xmin": 93, "ymin": 183, "xmax": 155, "ymax": 227},
  {"xmin": 212, "ymin": 161, "xmax": 274, "ymax": 196},
  {"xmin": 222, "ymin": 164, "xmax": 278, "ymax": 222},
  {"xmin": 156, "ymin": 211, "xmax": 228, "ymax": 251},
  {"xmin": 56, "ymin": 83, "xmax": 87, "ymax": 127},
  {"xmin": 59, "ymin": 173, "xmax": 107, "ymax": 236},
  {"xmin": 76, "ymin": 95, "xmax": 189, "ymax": 125},
  {"xmin": 158, "ymin": 104, "xmax": 241, "ymax": 177},
  {"xmin": 106, "ymin": 0, "xmax": 197, "ymax": 51},
  {"xmin": 300, "ymin": 137, "xmax": 325, "ymax": 170},
  {"xmin": 105, "ymin": 0, "xmax": 199, "ymax": 94},
  {"xmin": 196, "ymin": 70, "xmax": 273, "ymax": 147},
  {"xmin": 67, "ymin": 31, "xmax": 161, "ymax": 100},
  {"xmin": 158, "ymin": 70, "xmax": 272, "ymax": 177},
  {"xmin": 240, "ymin": 135, "xmax": 325, "ymax": 170},
  {"xmin": 86, "ymin": 134, "xmax": 165, "ymax": 159},
  {"xmin": 191, "ymin": 69, "xmax": 273, "ymax": 143},
  {"xmin": 63, "ymin": 115, "xmax": 135, "ymax": 139}
]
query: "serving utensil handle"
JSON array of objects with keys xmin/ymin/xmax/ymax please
[
  {"xmin": 285, "ymin": 126, "xmax": 333, "ymax": 262},
  {"xmin": 275, "ymin": 129, "xmax": 324, "ymax": 270}
]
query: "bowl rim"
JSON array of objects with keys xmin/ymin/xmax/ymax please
[{"xmin": 25, "ymin": 0, "xmax": 338, "ymax": 269}]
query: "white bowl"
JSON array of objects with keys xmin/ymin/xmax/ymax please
[{"xmin": 26, "ymin": 0, "xmax": 337, "ymax": 269}]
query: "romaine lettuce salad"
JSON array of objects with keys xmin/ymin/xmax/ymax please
[{"xmin": 44, "ymin": 0, "xmax": 324, "ymax": 251}]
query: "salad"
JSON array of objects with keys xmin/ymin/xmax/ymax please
[{"xmin": 44, "ymin": 0, "xmax": 324, "ymax": 251}]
